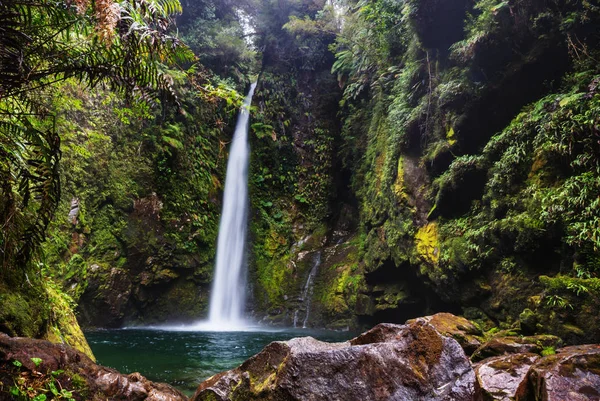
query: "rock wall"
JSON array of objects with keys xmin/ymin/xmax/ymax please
[
  {"xmin": 39, "ymin": 80, "xmax": 237, "ymax": 328},
  {"xmin": 249, "ymin": 0, "xmax": 600, "ymax": 341}
]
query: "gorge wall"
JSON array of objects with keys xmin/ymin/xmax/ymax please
[{"xmin": 244, "ymin": 0, "xmax": 600, "ymax": 343}]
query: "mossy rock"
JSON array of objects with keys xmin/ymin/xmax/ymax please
[
  {"xmin": 408, "ymin": 313, "xmax": 484, "ymax": 355},
  {"xmin": 134, "ymin": 277, "xmax": 209, "ymax": 324},
  {"xmin": 0, "ymin": 289, "xmax": 41, "ymax": 338},
  {"xmin": 471, "ymin": 334, "xmax": 562, "ymax": 362},
  {"xmin": 43, "ymin": 281, "xmax": 95, "ymax": 361}
]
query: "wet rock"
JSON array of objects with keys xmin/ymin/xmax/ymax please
[
  {"xmin": 528, "ymin": 344, "xmax": 600, "ymax": 401},
  {"xmin": 408, "ymin": 313, "xmax": 484, "ymax": 355},
  {"xmin": 518, "ymin": 308, "xmax": 538, "ymax": 335},
  {"xmin": 192, "ymin": 321, "xmax": 476, "ymax": 401},
  {"xmin": 0, "ymin": 333, "xmax": 187, "ymax": 401},
  {"xmin": 471, "ymin": 335, "xmax": 562, "ymax": 362},
  {"xmin": 474, "ymin": 353, "xmax": 539, "ymax": 400},
  {"xmin": 78, "ymin": 266, "xmax": 132, "ymax": 328}
]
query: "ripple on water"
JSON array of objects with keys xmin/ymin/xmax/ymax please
[{"xmin": 86, "ymin": 327, "xmax": 355, "ymax": 396}]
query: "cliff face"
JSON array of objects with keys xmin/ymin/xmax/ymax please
[
  {"xmin": 40, "ymin": 82, "xmax": 240, "ymax": 328},
  {"xmin": 248, "ymin": 0, "xmax": 600, "ymax": 341},
  {"xmin": 336, "ymin": 0, "xmax": 600, "ymax": 341}
]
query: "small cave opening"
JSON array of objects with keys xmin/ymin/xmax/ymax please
[{"xmin": 358, "ymin": 260, "xmax": 461, "ymax": 327}]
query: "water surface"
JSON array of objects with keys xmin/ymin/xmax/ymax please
[{"xmin": 86, "ymin": 327, "xmax": 355, "ymax": 395}]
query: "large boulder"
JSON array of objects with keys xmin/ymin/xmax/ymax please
[
  {"xmin": 408, "ymin": 313, "xmax": 484, "ymax": 355},
  {"xmin": 471, "ymin": 335, "xmax": 562, "ymax": 362},
  {"xmin": 527, "ymin": 344, "xmax": 600, "ymax": 401},
  {"xmin": 192, "ymin": 321, "xmax": 476, "ymax": 401},
  {"xmin": 0, "ymin": 333, "xmax": 187, "ymax": 401},
  {"xmin": 474, "ymin": 353, "xmax": 539, "ymax": 401}
]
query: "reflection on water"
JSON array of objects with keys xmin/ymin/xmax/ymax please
[{"xmin": 86, "ymin": 327, "xmax": 355, "ymax": 395}]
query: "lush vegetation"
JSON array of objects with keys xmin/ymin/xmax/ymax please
[
  {"xmin": 0, "ymin": 0, "xmax": 248, "ymax": 347},
  {"xmin": 324, "ymin": 0, "xmax": 600, "ymax": 339},
  {"xmin": 1, "ymin": 0, "xmax": 600, "ymax": 358}
]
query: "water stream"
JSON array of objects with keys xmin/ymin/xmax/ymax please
[
  {"xmin": 208, "ymin": 83, "xmax": 257, "ymax": 329},
  {"xmin": 293, "ymin": 251, "xmax": 321, "ymax": 328}
]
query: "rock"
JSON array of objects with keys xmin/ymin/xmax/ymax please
[
  {"xmin": 474, "ymin": 353, "xmax": 539, "ymax": 400},
  {"xmin": 192, "ymin": 321, "xmax": 476, "ymax": 401},
  {"xmin": 471, "ymin": 335, "xmax": 562, "ymax": 362},
  {"xmin": 0, "ymin": 333, "xmax": 187, "ymax": 401},
  {"xmin": 518, "ymin": 308, "xmax": 538, "ymax": 335},
  {"xmin": 408, "ymin": 313, "xmax": 484, "ymax": 355},
  {"xmin": 354, "ymin": 293, "xmax": 375, "ymax": 315},
  {"xmin": 528, "ymin": 344, "xmax": 600, "ymax": 401},
  {"xmin": 78, "ymin": 266, "xmax": 132, "ymax": 328},
  {"xmin": 68, "ymin": 197, "xmax": 80, "ymax": 224}
]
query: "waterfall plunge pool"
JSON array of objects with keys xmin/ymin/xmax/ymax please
[{"xmin": 86, "ymin": 327, "xmax": 356, "ymax": 396}]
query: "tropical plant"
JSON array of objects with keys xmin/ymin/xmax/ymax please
[{"xmin": 0, "ymin": 0, "xmax": 192, "ymax": 272}]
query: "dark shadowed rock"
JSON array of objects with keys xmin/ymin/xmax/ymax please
[
  {"xmin": 192, "ymin": 321, "xmax": 476, "ymax": 401},
  {"xmin": 408, "ymin": 313, "xmax": 484, "ymax": 355},
  {"xmin": 528, "ymin": 344, "xmax": 600, "ymax": 401},
  {"xmin": 474, "ymin": 353, "xmax": 539, "ymax": 401},
  {"xmin": 0, "ymin": 333, "xmax": 187, "ymax": 401},
  {"xmin": 79, "ymin": 265, "xmax": 133, "ymax": 328},
  {"xmin": 471, "ymin": 335, "xmax": 562, "ymax": 362}
]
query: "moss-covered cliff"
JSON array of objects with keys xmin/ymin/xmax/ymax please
[
  {"xmin": 245, "ymin": 0, "xmax": 600, "ymax": 341},
  {"xmin": 40, "ymin": 77, "xmax": 248, "ymax": 327}
]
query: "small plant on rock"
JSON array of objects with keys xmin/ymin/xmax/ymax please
[{"xmin": 8, "ymin": 358, "xmax": 76, "ymax": 401}]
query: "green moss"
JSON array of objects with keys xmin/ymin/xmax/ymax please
[
  {"xmin": 254, "ymin": 249, "xmax": 290, "ymax": 309},
  {"xmin": 374, "ymin": 283, "xmax": 409, "ymax": 311},
  {"xmin": 0, "ymin": 288, "xmax": 40, "ymax": 338},
  {"xmin": 321, "ymin": 263, "xmax": 364, "ymax": 314},
  {"xmin": 446, "ymin": 126, "xmax": 457, "ymax": 146},
  {"xmin": 312, "ymin": 239, "xmax": 365, "ymax": 321},
  {"xmin": 540, "ymin": 275, "xmax": 600, "ymax": 295},
  {"xmin": 143, "ymin": 279, "xmax": 208, "ymax": 322},
  {"xmin": 248, "ymin": 370, "xmax": 278, "ymax": 394},
  {"xmin": 415, "ymin": 223, "xmax": 440, "ymax": 265},
  {"xmin": 541, "ymin": 346, "xmax": 556, "ymax": 356},
  {"xmin": 69, "ymin": 372, "xmax": 87, "ymax": 391},
  {"xmin": 44, "ymin": 280, "xmax": 95, "ymax": 361},
  {"xmin": 393, "ymin": 157, "xmax": 407, "ymax": 201}
]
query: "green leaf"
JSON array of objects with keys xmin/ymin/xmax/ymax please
[
  {"xmin": 31, "ymin": 357, "xmax": 42, "ymax": 367},
  {"xmin": 559, "ymin": 93, "xmax": 583, "ymax": 107},
  {"xmin": 12, "ymin": 360, "xmax": 22, "ymax": 368},
  {"xmin": 162, "ymin": 135, "xmax": 184, "ymax": 149},
  {"xmin": 49, "ymin": 381, "xmax": 58, "ymax": 396}
]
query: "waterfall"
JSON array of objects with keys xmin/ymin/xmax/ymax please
[
  {"xmin": 294, "ymin": 252, "xmax": 321, "ymax": 328},
  {"xmin": 208, "ymin": 83, "xmax": 257, "ymax": 329}
]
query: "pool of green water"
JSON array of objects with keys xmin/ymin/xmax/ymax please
[{"xmin": 86, "ymin": 327, "xmax": 355, "ymax": 396}]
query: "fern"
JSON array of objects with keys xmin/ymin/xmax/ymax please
[{"xmin": 0, "ymin": 0, "xmax": 190, "ymax": 273}]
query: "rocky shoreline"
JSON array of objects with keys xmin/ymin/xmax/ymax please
[{"xmin": 1, "ymin": 313, "xmax": 599, "ymax": 400}]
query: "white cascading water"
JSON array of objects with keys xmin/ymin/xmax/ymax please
[
  {"xmin": 208, "ymin": 82, "xmax": 257, "ymax": 329},
  {"xmin": 293, "ymin": 252, "xmax": 321, "ymax": 328}
]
